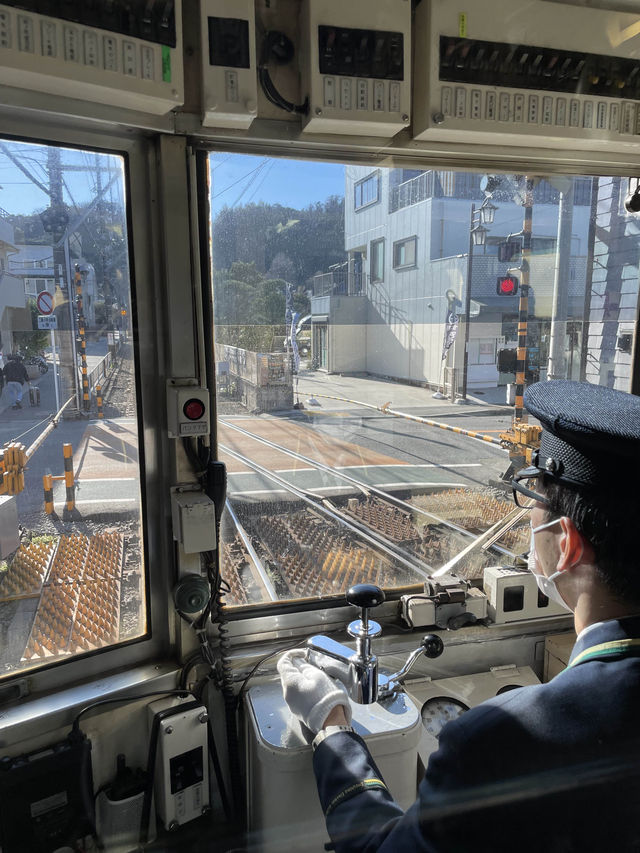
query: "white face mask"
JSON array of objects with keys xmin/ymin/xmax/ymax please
[{"xmin": 528, "ymin": 518, "xmax": 573, "ymax": 612}]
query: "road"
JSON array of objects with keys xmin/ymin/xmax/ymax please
[{"xmin": 0, "ymin": 342, "xmax": 140, "ymax": 524}]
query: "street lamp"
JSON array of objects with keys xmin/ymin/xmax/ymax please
[{"xmin": 457, "ymin": 196, "xmax": 497, "ymax": 403}]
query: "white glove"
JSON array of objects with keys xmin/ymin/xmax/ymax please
[{"xmin": 277, "ymin": 649, "xmax": 352, "ymax": 735}]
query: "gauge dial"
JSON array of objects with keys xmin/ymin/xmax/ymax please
[{"xmin": 421, "ymin": 696, "xmax": 469, "ymax": 738}]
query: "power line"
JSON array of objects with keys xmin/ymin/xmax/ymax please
[
  {"xmin": 211, "ymin": 159, "xmax": 269, "ymax": 200},
  {"xmin": 231, "ymin": 159, "xmax": 270, "ymax": 207}
]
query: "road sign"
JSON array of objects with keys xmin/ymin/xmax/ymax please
[
  {"xmin": 38, "ymin": 315, "xmax": 57, "ymax": 330},
  {"xmin": 36, "ymin": 291, "xmax": 53, "ymax": 315}
]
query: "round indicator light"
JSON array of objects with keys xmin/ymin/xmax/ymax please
[
  {"xmin": 183, "ymin": 398, "xmax": 205, "ymax": 420},
  {"xmin": 497, "ymin": 276, "xmax": 518, "ymax": 295}
]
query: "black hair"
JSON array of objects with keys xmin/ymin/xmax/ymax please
[{"xmin": 542, "ymin": 476, "xmax": 640, "ymax": 606}]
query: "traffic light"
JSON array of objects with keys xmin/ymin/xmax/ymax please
[
  {"xmin": 497, "ymin": 275, "xmax": 519, "ymax": 295},
  {"xmin": 498, "ymin": 239, "xmax": 521, "ymax": 262}
]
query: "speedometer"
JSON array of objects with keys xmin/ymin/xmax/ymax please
[{"xmin": 421, "ymin": 696, "xmax": 469, "ymax": 738}]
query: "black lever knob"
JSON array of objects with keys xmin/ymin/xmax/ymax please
[
  {"xmin": 346, "ymin": 584, "xmax": 385, "ymax": 610},
  {"xmin": 421, "ymin": 634, "xmax": 444, "ymax": 659}
]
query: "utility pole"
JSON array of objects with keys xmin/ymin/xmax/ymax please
[
  {"xmin": 547, "ymin": 179, "xmax": 575, "ymax": 380},
  {"xmin": 47, "ymin": 146, "xmax": 79, "ymax": 413}
]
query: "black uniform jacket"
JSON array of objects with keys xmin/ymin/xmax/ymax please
[{"xmin": 313, "ymin": 616, "xmax": 640, "ymax": 853}]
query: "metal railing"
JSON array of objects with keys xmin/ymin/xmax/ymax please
[{"xmin": 312, "ymin": 269, "xmax": 367, "ymax": 297}]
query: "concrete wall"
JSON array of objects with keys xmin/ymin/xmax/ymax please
[
  {"xmin": 339, "ymin": 166, "xmax": 593, "ymax": 389},
  {"xmin": 327, "ymin": 295, "xmax": 367, "ymax": 374},
  {"xmin": 584, "ymin": 177, "xmax": 640, "ymax": 391}
]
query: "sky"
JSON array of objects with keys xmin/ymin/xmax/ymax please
[
  {"xmin": 0, "ymin": 140, "xmax": 124, "ymax": 218},
  {"xmin": 0, "ymin": 142, "xmax": 346, "ymax": 223},
  {"xmin": 209, "ymin": 153, "xmax": 345, "ymax": 219}
]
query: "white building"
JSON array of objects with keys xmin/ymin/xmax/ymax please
[
  {"xmin": 311, "ymin": 169, "xmax": 592, "ymax": 391},
  {"xmin": 9, "ymin": 244, "xmax": 97, "ymax": 325},
  {"xmin": 0, "ymin": 214, "xmax": 29, "ymax": 356}
]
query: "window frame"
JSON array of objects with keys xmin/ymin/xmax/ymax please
[
  {"xmin": 0, "ymin": 120, "xmax": 171, "ymax": 701},
  {"xmin": 354, "ymin": 170, "xmax": 381, "ymax": 211},
  {"xmin": 370, "ymin": 237, "xmax": 385, "ymax": 282},
  {"xmin": 393, "ymin": 235, "xmax": 418, "ymax": 270}
]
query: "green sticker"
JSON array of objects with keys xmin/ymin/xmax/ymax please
[
  {"xmin": 459, "ymin": 13, "xmax": 467, "ymax": 38},
  {"xmin": 162, "ymin": 45, "xmax": 171, "ymax": 83}
]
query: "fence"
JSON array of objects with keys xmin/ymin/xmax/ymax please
[{"xmin": 312, "ymin": 269, "xmax": 367, "ymax": 297}]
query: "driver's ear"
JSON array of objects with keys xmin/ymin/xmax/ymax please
[{"xmin": 557, "ymin": 517, "xmax": 593, "ymax": 570}]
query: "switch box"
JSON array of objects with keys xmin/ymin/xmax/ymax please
[
  {"xmin": 0, "ymin": 1, "xmax": 183, "ymax": 115},
  {"xmin": 200, "ymin": 0, "xmax": 257, "ymax": 129},
  {"xmin": 171, "ymin": 490, "xmax": 216, "ymax": 554},
  {"xmin": 147, "ymin": 698, "xmax": 209, "ymax": 831},
  {"xmin": 483, "ymin": 565, "xmax": 568, "ymax": 623},
  {"xmin": 299, "ymin": 0, "xmax": 411, "ymax": 137},
  {"xmin": 413, "ymin": 0, "xmax": 640, "ymax": 152},
  {"xmin": 167, "ymin": 386, "xmax": 209, "ymax": 438}
]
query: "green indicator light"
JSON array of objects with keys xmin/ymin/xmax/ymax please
[{"xmin": 162, "ymin": 45, "xmax": 171, "ymax": 83}]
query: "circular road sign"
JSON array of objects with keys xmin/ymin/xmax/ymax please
[{"xmin": 37, "ymin": 291, "xmax": 54, "ymax": 315}]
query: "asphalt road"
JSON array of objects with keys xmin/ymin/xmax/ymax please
[{"xmin": 0, "ymin": 344, "xmax": 140, "ymax": 523}]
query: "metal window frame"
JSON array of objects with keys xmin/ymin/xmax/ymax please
[
  {"xmin": 392, "ymin": 235, "xmax": 418, "ymax": 269},
  {"xmin": 354, "ymin": 170, "xmax": 381, "ymax": 211},
  {"xmin": 0, "ymin": 114, "xmax": 173, "ymax": 703},
  {"xmin": 370, "ymin": 237, "xmax": 385, "ymax": 282}
]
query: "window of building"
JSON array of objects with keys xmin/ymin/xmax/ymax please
[
  {"xmin": 370, "ymin": 239, "xmax": 384, "ymax": 282},
  {"xmin": 393, "ymin": 236, "xmax": 417, "ymax": 269},
  {"xmin": 354, "ymin": 171, "xmax": 380, "ymax": 210}
]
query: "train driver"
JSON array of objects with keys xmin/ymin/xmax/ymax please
[{"xmin": 278, "ymin": 379, "xmax": 640, "ymax": 852}]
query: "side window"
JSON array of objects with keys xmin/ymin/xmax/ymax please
[
  {"xmin": 354, "ymin": 172, "xmax": 380, "ymax": 210},
  {"xmin": 0, "ymin": 138, "xmax": 147, "ymax": 682},
  {"xmin": 393, "ymin": 236, "xmax": 417, "ymax": 269},
  {"xmin": 370, "ymin": 238, "xmax": 384, "ymax": 282}
]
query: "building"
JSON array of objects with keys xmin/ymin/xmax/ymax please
[
  {"xmin": 311, "ymin": 168, "xmax": 593, "ymax": 393},
  {"xmin": 0, "ymin": 212, "xmax": 29, "ymax": 356},
  {"xmin": 9, "ymin": 244, "xmax": 97, "ymax": 325}
]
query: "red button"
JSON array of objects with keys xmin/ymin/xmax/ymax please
[{"xmin": 183, "ymin": 398, "xmax": 205, "ymax": 420}]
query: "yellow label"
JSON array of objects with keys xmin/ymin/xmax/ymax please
[{"xmin": 459, "ymin": 13, "xmax": 467, "ymax": 38}]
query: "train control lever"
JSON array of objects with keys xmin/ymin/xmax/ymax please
[{"xmin": 306, "ymin": 584, "xmax": 444, "ymax": 704}]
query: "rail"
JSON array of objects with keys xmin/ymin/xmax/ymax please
[
  {"xmin": 219, "ymin": 419, "xmax": 517, "ymax": 563},
  {"xmin": 220, "ymin": 442, "xmax": 433, "ymax": 581}
]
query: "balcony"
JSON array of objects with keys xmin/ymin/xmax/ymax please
[{"xmin": 312, "ymin": 268, "xmax": 367, "ymax": 297}]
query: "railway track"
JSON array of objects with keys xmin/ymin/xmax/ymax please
[{"xmin": 218, "ymin": 420, "xmax": 525, "ymax": 607}]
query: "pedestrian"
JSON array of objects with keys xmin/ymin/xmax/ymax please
[
  {"xmin": 4, "ymin": 354, "xmax": 29, "ymax": 410},
  {"xmin": 278, "ymin": 379, "xmax": 640, "ymax": 853}
]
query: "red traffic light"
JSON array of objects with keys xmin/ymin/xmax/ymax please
[
  {"xmin": 183, "ymin": 398, "xmax": 206, "ymax": 420},
  {"xmin": 497, "ymin": 275, "xmax": 518, "ymax": 295}
]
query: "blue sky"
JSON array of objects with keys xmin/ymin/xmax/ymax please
[
  {"xmin": 0, "ymin": 141, "xmax": 123, "ymax": 217},
  {"xmin": 210, "ymin": 153, "xmax": 345, "ymax": 218},
  {"xmin": 0, "ymin": 143, "xmax": 346, "ymax": 220}
]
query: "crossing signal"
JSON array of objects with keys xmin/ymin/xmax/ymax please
[{"xmin": 497, "ymin": 275, "xmax": 518, "ymax": 295}]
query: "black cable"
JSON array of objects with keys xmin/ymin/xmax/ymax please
[
  {"xmin": 236, "ymin": 640, "xmax": 304, "ymax": 708},
  {"xmin": 71, "ymin": 689, "xmax": 193, "ymax": 734},
  {"xmin": 258, "ymin": 32, "xmax": 308, "ymax": 115}
]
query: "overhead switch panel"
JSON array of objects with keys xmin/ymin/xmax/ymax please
[
  {"xmin": 413, "ymin": 0, "xmax": 640, "ymax": 152},
  {"xmin": 300, "ymin": 0, "xmax": 411, "ymax": 138},
  {"xmin": 200, "ymin": 0, "xmax": 257, "ymax": 129},
  {"xmin": 0, "ymin": 0, "xmax": 183, "ymax": 115}
]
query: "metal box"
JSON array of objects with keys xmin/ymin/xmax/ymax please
[{"xmin": 245, "ymin": 680, "xmax": 421, "ymax": 853}]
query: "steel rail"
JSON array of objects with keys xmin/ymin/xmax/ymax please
[
  {"xmin": 219, "ymin": 418, "xmax": 518, "ymax": 561},
  {"xmin": 220, "ymin": 442, "xmax": 433, "ymax": 582},
  {"xmin": 224, "ymin": 499, "xmax": 278, "ymax": 602}
]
